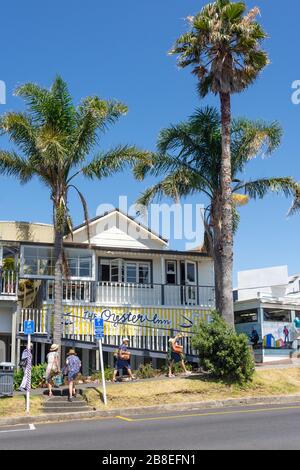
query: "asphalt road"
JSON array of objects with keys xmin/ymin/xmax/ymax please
[{"xmin": 1, "ymin": 403, "xmax": 300, "ymax": 450}]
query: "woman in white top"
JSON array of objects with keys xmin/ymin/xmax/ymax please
[{"xmin": 46, "ymin": 344, "xmax": 60, "ymax": 397}]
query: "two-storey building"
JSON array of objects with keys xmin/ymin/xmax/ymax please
[{"xmin": 0, "ymin": 210, "xmax": 215, "ymax": 373}]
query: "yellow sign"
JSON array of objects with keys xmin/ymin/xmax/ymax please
[{"xmin": 45, "ymin": 305, "xmax": 209, "ymax": 338}]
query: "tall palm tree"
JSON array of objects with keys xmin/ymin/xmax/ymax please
[
  {"xmin": 0, "ymin": 76, "xmax": 149, "ymax": 352},
  {"xmin": 170, "ymin": 1, "xmax": 269, "ymax": 324},
  {"xmin": 134, "ymin": 107, "xmax": 300, "ymax": 313}
]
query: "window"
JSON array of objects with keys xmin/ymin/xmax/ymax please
[
  {"xmin": 23, "ymin": 246, "xmax": 54, "ymax": 277},
  {"xmin": 126, "ymin": 264, "xmax": 137, "ymax": 283},
  {"xmin": 186, "ymin": 262, "xmax": 196, "ymax": 284},
  {"xmin": 139, "ymin": 264, "xmax": 150, "ymax": 284},
  {"xmin": 22, "ymin": 246, "xmax": 92, "ymax": 278},
  {"xmin": 99, "ymin": 259, "xmax": 150, "ymax": 284},
  {"xmin": 65, "ymin": 250, "xmax": 92, "ymax": 279},
  {"xmin": 263, "ymin": 308, "xmax": 292, "ymax": 323},
  {"xmin": 166, "ymin": 261, "xmax": 176, "ymax": 285},
  {"xmin": 235, "ymin": 309, "xmax": 258, "ymax": 325}
]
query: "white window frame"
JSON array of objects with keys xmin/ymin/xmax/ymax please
[
  {"xmin": 166, "ymin": 260, "xmax": 177, "ymax": 285},
  {"xmin": 99, "ymin": 259, "xmax": 151, "ymax": 285},
  {"xmin": 20, "ymin": 245, "xmax": 95, "ymax": 280}
]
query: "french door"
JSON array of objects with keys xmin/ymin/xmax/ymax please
[{"xmin": 181, "ymin": 261, "xmax": 197, "ymax": 305}]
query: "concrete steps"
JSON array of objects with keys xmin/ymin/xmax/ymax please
[{"xmin": 43, "ymin": 395, "xmax": 92, "ymax": 414}]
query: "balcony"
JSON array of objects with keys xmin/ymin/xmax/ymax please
[
  {"xmin": 0, "ymin": 271, "xmax": 18, "ymax": 299},
  {"xmin": 45, "ymin": 280, "xmax": 215, "ymax": 308}
]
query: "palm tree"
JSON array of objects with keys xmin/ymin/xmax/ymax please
[
  {"xmin": 134, "ymin": 107, "xmax": 300, "ymax": 313},
  {"xmin": 0, "ymin": 76, "xmax": 149, "ymax": 352},
  {"xmin": 170, "ymin": 1, "xmax": 269, "ymax": 324}
]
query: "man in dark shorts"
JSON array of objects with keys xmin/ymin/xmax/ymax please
[{"xmin": 112, "ymin": 338, "xmax": 135, "ymax": 382}]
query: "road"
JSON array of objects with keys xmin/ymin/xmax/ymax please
[{"xmin": 1, "ymin": 403, "xmax": 300, "ymax": 450}]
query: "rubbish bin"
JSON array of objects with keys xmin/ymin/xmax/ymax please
[{"xmin": 0, "ymin": 363, "xmax": 14, "ymax": 397}]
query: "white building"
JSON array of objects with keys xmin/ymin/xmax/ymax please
[
  {"xmin": 234, "ymin": 266, "xmax": 300, "ymax": 364},
  {"xmin": 0, "ymin": 209, "xmax": 215, "ymax": 372}
]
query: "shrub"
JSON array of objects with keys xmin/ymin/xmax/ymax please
[
  {"xmin": 136, "ymin": 363, "xmax": 158, "ymax": 379},
  {"xmin": 14, "ymin": 363, "xmax": 47, "ymax": 390},
  {"xmin": 191, "ymin": 311, "xmax": 255, "ymax": 384},
  {"xmin": 91, "ymin": 367, "xmax": 115, "ymax": 382}
]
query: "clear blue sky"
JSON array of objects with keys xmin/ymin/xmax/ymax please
[{"xmin": 0, "ymin": 0, "xmax": 299, "ymax": 283}]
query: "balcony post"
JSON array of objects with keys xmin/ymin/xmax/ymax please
[{"xmin": 161, "ymin": 256, "xmax": 165, "ymax": 306}]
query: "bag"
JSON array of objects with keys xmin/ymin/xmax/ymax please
[
  {"xmin": 119, "ymin": 348, "xmax": 131, "ymax": 361},
  {"xmin": 53, "ymin": 374, "xmax": 64, "ymax": 387},
  {"xmin": 172, "ymin": 342, "xmax": 183, "ymax": 354},
  {"xmin": 19, "ymin": 359, "xmax": 27, "ymax": 368}
]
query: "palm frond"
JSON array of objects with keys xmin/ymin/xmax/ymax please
[
  {"xmin": 231, "ymin": 119, "xmax": 282, "ymax": 175},
  {"xmin": 239, "ymin": 177, "xmax": 299, "ymax": 200},
  {"xmin": 67, "ymin": 185, "xmax": 90, "ymax": 244},
  {"xmin": 0, "ymin": 151, "xmax": 33, "ymax": 183},
  {"xmin": 82, "ymin": 145, "xmax": 152, "ymax": 179}
]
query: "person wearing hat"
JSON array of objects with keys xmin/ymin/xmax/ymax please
[
  {"xmin": 63, "ymin": 349, "xmax": 81, "ymax": 402},
  {"xmin": 167, "ymin": 334, "xmax": 191, "ymax": 378},
  {"xmin": 112, "ymin": 338, "xmax": 135, "ymax": 382},
  {"xmin": 46, "ymin": 344, "xmax": 60, "ymax": 397}
]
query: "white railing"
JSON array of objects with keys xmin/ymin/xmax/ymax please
[
  {"xmin": 44, "ymin": 280, "xmax": 215, "ymax": 308},
  {"xmin": 164, "ymin": 285, "xmax": 215, "ymax": 308},
  {"xmin": 95, "ymin": 282, "xmax": 162, "ymax": 306},
  {"xmin": 19, "ymin": 308, "xmax": 48, "ymax": 335},
  {"xmin": 96, "ymin": 282, "xmax": 215, "ymax": 307},
  {"xmin": 0, "ymin": 271, "xmax": 18, "ymax": 296},
  {"xmin": 46, "ymin": 280, "xmax": 92, "ymax": 303}
]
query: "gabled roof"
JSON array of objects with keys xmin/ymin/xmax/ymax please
[{"xmin": 71, "ymin": 208, "xmax": 168, "ymax": 245}]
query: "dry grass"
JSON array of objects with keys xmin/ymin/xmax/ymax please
[
  {"xmin": 0, "ymin": 396, "xmax": 43, "ymax": 417},
  {"xmin": 84, "ymin": 368, "xmax": 300, "ymax": 411}
]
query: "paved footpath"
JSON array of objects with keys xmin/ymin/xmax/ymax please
[{"xmin": 1, "ymin": 402, "xmax": 300, "ymax": 450}]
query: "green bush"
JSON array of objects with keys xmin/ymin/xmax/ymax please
[
  {"xmin": 14, "ymin": 363, "xmax": 47, "ymax": 390},
  {"xmin": 136, "ymin": 363, "xmax": 158, "ymax": 379},
  {"xmin": 191, "ymin": 311, "xmax": 255, "ymax": 384},
  {"xmin": 91, "ymin": 367, "xmax": 115, "ymax": 382}
]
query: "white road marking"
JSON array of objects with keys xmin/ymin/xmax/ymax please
[{"xmin": 0, "ymin": 423, "xmax": 36, "ymax": 434}]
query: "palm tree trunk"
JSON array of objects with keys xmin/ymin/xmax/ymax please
[
  {"xmin": 53, "ymin": 209, "xmax": 64, "ymax": 356},
  {"xmin": 219, "ymin": 92, "xmax": 234, "ymax": 326},
  {"xmin": 211, "ymin": 199, "xmax": 223, "ymax": 313}
]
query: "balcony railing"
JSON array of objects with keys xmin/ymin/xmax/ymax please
[
  {"xmin": 0, "ymin": 271, "xmax": 18, "ymax": 297},
  {"xmin": 44, "ymin": 280, "xmax": 215, "ymax": 308}
]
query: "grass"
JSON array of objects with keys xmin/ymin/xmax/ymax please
[
  {"xmin": 0, "ymin": 396, "xmax": 44, "ymax": 418},
  {"xmin": 83, "ymin": 368, "xmax": 300, "ymax": 411}
]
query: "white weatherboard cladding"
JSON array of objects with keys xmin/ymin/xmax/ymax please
[
  {"xmin": 0, "ymin": 306, "xmax": 13, "ymax": 333},
  {"xmin": 70, "ymin": 212, "xmax": 166, "ymax": 250}
]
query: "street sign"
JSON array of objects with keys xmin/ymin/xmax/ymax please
[
  {"xmin": 94, "ymin": 317, "xmax": 104, "ymax": 339},
  {"xmin": 94, "ymin": 317, "xmax": 107, "ymax": 405},
  {"xmin": 24, "ymin": 320, "xmax": 35, "ymax": 335}
]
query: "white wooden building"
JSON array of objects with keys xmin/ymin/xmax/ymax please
[{"xmin": 0, "ymin": 210, "xmax": 215, "ymax": 371}]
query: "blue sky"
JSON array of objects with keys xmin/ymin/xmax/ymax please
[{"xmin": 0, "ymin": 0, "xmax": 299, "ymax": 283}]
